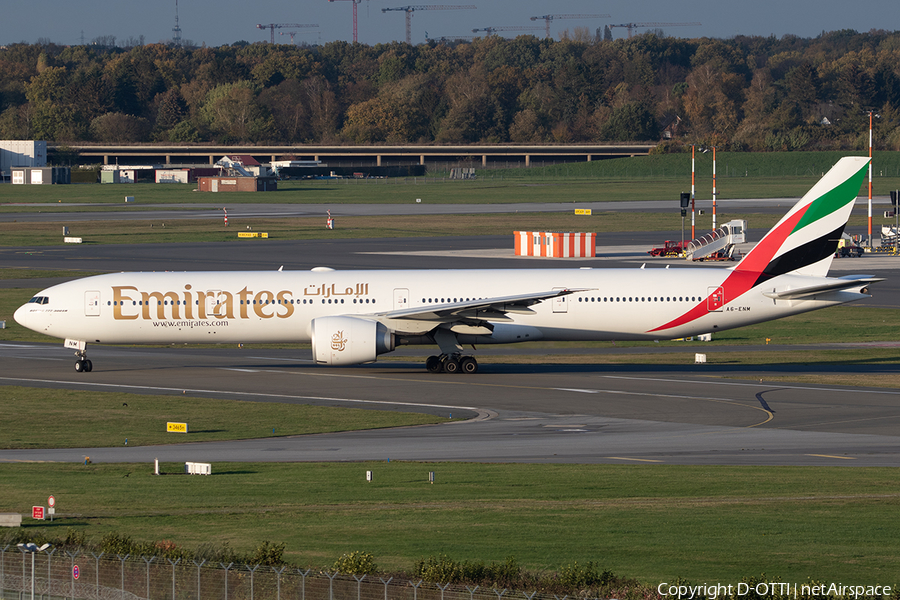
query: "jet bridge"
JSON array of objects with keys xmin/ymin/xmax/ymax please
[{"xmin": 684, "ymin": 219, "xmax": 747, "ymax": 261}]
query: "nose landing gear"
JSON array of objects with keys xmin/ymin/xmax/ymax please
[{"xmin": 74, "ymin": 350, "xmax": 93, "ymax": 373}]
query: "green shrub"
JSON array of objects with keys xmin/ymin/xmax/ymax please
[
  {"xmin": 194, "ymin": 541, "xmax": 239, "ymax": 564},
  {"xmin": 414, "ymin": 554, "xmax": 463, "ymax": 583},
  {"xmin": 333, "ymin": 551, "xmax": 377, "ymax": 575},
  {"xmin": 413, "ymin": 555, "xmax": 526, "ymax": 587},
  {"xmin": 557, "ymin": 561, "xmax": 613, "ymax": 589},
  {"xmin": 99, "ymin": 532, "xmax": 137, "ymax": 556},
  {"xmin": 251, "ymin": 541, "xmax": 286, "ymax": 566}
]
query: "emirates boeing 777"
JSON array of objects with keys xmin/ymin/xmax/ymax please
[{"xmin": 15, "ymin": 156, "xmax": 881, "ymax": 374}]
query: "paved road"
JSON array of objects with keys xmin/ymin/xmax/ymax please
[
  {"xmin": 0, "ymin": 197, "xmax": 893, "ymax": 222},
  {"xmin": 0, "ymin": 343, "xmax": 898, "ymax": 466}
]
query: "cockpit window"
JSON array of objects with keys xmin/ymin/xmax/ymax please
[{"xmin": 27, "ymin": 296, "xmax": 49, "ymax": 305}]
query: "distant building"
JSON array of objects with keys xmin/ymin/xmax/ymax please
[{"xmin": 1, "ymin": 140, "xmax": 47, "ymax": 180}]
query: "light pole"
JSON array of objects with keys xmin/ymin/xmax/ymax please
[
  {"xmin": 691, "ymin": 144, "xmax": 696, "ymax": 239},
  {"xmin": 17, "ymin": 543, "xmax": 51, "ymax": 600},
  {"xmin": 868, "ymin": 110, "xmax": 873, "ymax": 248}
]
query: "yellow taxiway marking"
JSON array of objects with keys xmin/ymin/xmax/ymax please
[
  {"xmin": 606, "ymin": 457, "xmax": 663, "ymax": 463},
  {"xmin": 806, "ymin": 454, "xmax": 856, "ymax": 460}
]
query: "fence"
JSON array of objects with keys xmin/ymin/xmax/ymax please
[{"xmin": 0, "ymin": 548, "xmax": 582, "ymax": 600}]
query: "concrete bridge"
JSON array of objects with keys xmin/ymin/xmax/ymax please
[{"xmin": 55, "ymin": 143, "xmax": 654, "ymax": 169}]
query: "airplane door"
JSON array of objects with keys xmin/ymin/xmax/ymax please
[
  {"xmin": 393, "ymin": 288, "xmax": 409, "ymax": 310},
  {"xmin": 707, "ymin": 286, "xmax": 724, "ymax": 312},
  {"xmin": 552, "ymin": 287, "xmax": 568, "ymax": 313},
  {"xmin": 85, "ymin": 291, "xmax": 101, "ymax": 316},
  {"xmin": 206, "ymin": 290, "xmax": 221, "ymax": 317}
]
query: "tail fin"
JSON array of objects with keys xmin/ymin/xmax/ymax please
[{"xmin": 735, "ymin": 156, "xmax": 869, "ymax": 282}]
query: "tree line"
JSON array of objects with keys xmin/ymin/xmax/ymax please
[{"xmin": 1, "ymin": 29, "xmax": 899, "ymax": 152}]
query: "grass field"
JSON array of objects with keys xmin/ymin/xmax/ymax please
[
  {"xmin": 2, "ymin": 461, "xmax": 899, "ymax": 584},
  {"xmin": 0, "ymin": 386, "xmax": 446, "ymax": 449},
  {"xmin": 4, "ymin": 151, "xmax": 900, "ymax": 210}
]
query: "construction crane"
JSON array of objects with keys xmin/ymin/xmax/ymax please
[
  {"xmin": 382, "ymin": 5, "xmax": 476, "ymax": 45},
  {"xmin": 529, "ymin": 14, "xmax": 610, "ymax": 39},
  {"xmin": 608, "ymin": 22, "xmax": 701, "ymax": 38},
  {"xmin": 257, "ymin": 23, "xmax": 319, "ymax": 44},
  {"xmin": 328, "ymin": 0, "xmax": 367, "ymax": 44},
  {"xmin": 472, "ymin": 26, "xmax": 541, "ymax": 37}
]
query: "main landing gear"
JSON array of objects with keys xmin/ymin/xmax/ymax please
[
  {"xmin": 74, "ymin": 350, "xmax": 93, "ymax": 373},
  {"xmin": 426, "ymin": 354, "xmax": 478, "ymax": 374}
]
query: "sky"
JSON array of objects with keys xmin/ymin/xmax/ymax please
[{"xmin": 2, "ymin": 0, "xmax": 898, "ymax": 48}]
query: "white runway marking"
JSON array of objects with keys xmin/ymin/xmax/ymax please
[
  {"xmin": 601, "ymin": 375, "xmax": 899, "ymax": 395},
  {"xmin": 0, "ymin": 376, "xmax": 495, "ymax": 421}
]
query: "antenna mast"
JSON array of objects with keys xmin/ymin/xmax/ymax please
[{"xmin": 172, "ymin": 0, "xmax": 182, "ymax": 46}]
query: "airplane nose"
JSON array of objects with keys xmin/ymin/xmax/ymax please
[{"xmin": 13, "ymin": 302, "xmax": 30, "ymax": 328}]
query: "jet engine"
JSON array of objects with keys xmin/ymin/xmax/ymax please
[{"xmin": 311, "ymin": 316, "xmax": 395, "ymax": 365}]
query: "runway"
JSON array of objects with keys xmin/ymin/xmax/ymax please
[
  {"xmin": 1, "ymin": 341, "xmax": 899, "ymax": 467},
  {"xmin": 0, "ymin": 196, "xmax": 893, "ymax": 223},
  {"xmin": 2, "ymin": 208, "xmax": 899, "ymax": 468}
]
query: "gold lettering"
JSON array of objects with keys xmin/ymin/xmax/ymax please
[
  {"xmin": 196, "ymin": 291, "xmax": 209, "ymax": 319},
  {"xmin": 112, "ymin": 286, "xmax": 139, "ymax": 320},
  {"xmin": 183, "ymin": 285, "xmax": 194, "ymax": 319},
  {"xmin": 141, "ymin": 291, "xmax": 180, "ymax": 319},
  {"xmin": 238, "ymin": 287, "xmax": 252, "ymax": 319},
  {"xmin": 218, "ymin": 291, "xmax": 235, "ymax": 319},
  {"xmin": 276, "ymin": 290, "xmax": 294, "ymax": 318},
  {"xmin": 142, "ymin": 291, "xmax": 164, "ymax": 319},
  {"xmin": 254, "ymin": 290, "xmax": 275, "ymax": 319}
]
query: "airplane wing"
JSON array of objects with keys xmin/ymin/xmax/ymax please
[
  {"xmin": 364, "ymin": 288, "xmax": 587, "ymax": 334},
  {"xmin": 762, "ymin": 275, "xmax": 883, "ymax": 300}
]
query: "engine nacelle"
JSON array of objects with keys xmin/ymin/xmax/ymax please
[{"xmin": 311, "ymin": 316, "xmax": 395, "ymax": 366}]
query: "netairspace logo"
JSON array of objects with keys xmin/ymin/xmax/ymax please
[{"xmin": 657, "ymin": 582, "xmax": 893, "ymax": 599}]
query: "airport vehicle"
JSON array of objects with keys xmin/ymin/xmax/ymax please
[
  {"xmin": 647, "ymin": 240, "xmax": 684, "ymax": 257},
  {"xmin": 834, "ymin": 234, "xmax": 865, "ymax": 258},
  {"xmin": 15, "ymin": 157, "xmax": 881, "ymax": 374}
]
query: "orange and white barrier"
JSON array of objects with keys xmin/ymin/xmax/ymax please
[{"xmin": 514, "ymin": 231, "xmax": 596, "ymax": 258}]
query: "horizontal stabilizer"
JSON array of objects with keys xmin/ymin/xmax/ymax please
[{"xmin": 762, "ymin": 276, "xmax": 883, "ymax": 300}]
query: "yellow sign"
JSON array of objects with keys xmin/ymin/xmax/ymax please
[
  {"xmin": 167, "ymin": 422, "xmax": 188, "ymax": 433},
  {"xmin": 238, "ymin": 232, "xmax": 268, "ymax": 238},
  {"xmin": 574, "ymin": 209, "xmax": 592, "ymax": 216}
]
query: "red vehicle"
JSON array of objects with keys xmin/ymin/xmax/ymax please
[{"xmin": 648, "ymin": 240, "xmax": 684, "ymax": 257}]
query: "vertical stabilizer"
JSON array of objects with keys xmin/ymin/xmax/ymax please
[{"xmin": 735, "ymin": 156, "xmax": 870, "ymax": 282}]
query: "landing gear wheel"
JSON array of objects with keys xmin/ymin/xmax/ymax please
[
  {"xmin": 426, "ymin": 355, "xmax": 443, "ymax": 373},
  {"xmin": 72, "ymin": 345, "xmax": 91, "ymax": 373},
  {"xmin": 460, "ymin": 356, "xmax": 478, "ymax": 374},
  {"xmin": 443, "ymin": 357, "xmax": 460, "ymax": 374}
]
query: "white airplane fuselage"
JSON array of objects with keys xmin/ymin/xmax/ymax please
[{"xmin": 14, "ymin": 267, "xmax": 860, "ymax": 347}]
